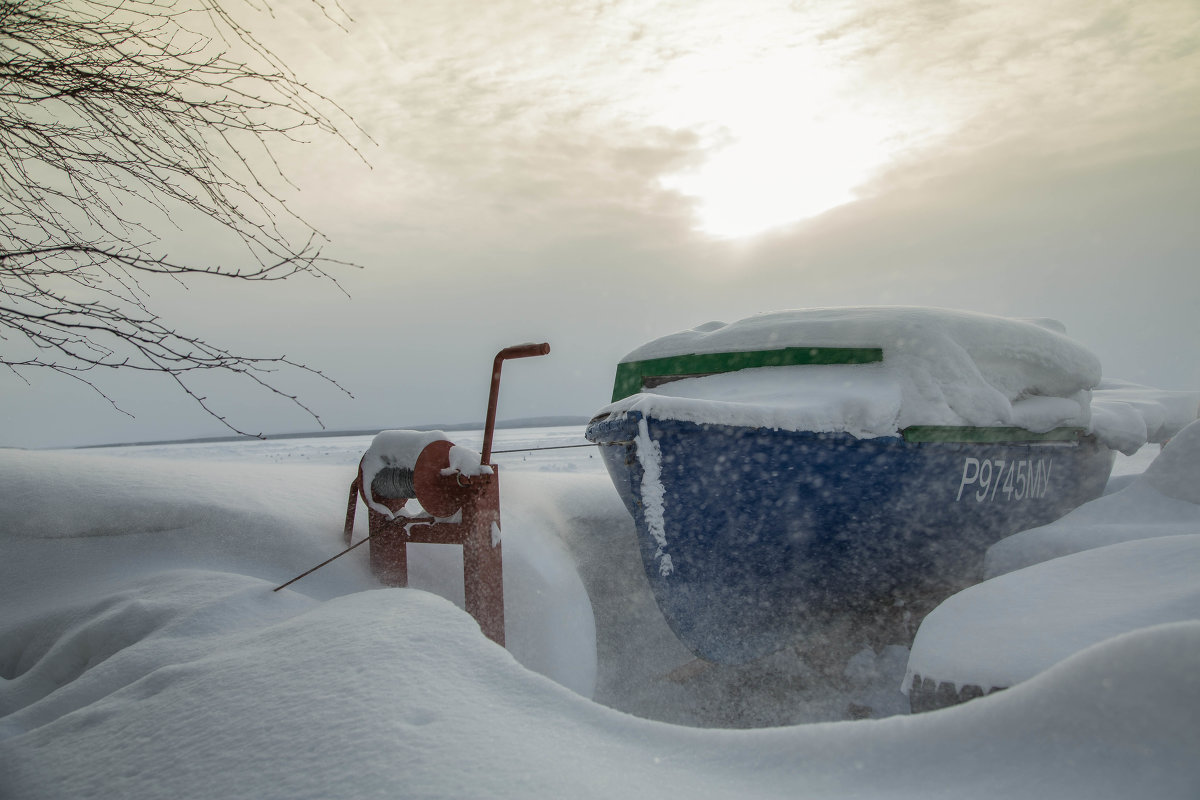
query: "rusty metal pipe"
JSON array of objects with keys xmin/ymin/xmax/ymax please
[{"xmin": 481, "ymin": 342, "xmax": 550, "ymax": 464}]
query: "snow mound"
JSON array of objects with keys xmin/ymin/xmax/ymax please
[
  {"xmin": 906, "ymin": 535, "xmax": 1200, "ymax": 694},
  {"xmin": 986, "ymin": 420, "xmax": 1200, "ymax": 577},
  {"xmin": 4, "ymin": 580, "xmax": 1198, "ymax": 799},
  {"xmin": 622, "ymin": 308, "xmax": 1101, "ymax": 401},
  {"xmin": 4, "ymin": 439, "xmax": 1200, "ymax": 797},
  {"xmin": 359, "ymin": 429, "xmax": 449, "ymax": 517},
  {"xmin": 615, "ymin": 362, "xmax": 904, "ymax": 439},
  {"xmin": 0, "ymin": 448, "xmax": 596, "ymax": 698},
  {"xmin": 605, "ymin": 307, "xmax": 1101, "ymax": 438},
  {"xmin": 1141, "ymin": 418, "xmax": 1200, "ymax": 503},
  {"xmin": 1089, "ymin": 380, "xmax": 1200, "ymax": 454},
  {"xmin": 603, "ymin": 308, "xmax": 1198, "ymax": 454}
]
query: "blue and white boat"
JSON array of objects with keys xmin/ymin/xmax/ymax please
[{"xmin": 586, "ymin": 308, "xmax": 1117, "ymax": 664}]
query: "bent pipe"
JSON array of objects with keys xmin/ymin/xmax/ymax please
[{"xmin": 481, "ymin": 343, "xmax": 550, "ymax": 464}]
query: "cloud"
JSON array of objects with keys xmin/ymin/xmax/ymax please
[
  {"xmin": 5, "ymin": 0, "xmax": 1198, "ymax": 447},
  {"xmin": 817, "ymin": 0, "xmax": 1200, "ymax": 157}
]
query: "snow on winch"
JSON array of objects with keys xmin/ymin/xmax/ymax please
[
  {"xmin": 586, "ymin": 307, "xmax": 1190, "ymax": 665},
  {"xmin": 278, "ymin": 343, "xmax": 552, "ymax": 649}
]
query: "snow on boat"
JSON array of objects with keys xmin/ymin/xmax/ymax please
[{"xmin": 585, "ymin": 308, "xmax": 1119, "ymax": 664}]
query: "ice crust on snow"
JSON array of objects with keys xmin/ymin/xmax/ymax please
[{"xmin": 601, "ymin": 307, "xmax": 1196, "ymax": 454}]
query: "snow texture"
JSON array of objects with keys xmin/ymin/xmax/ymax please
[
  {"xmin": 443, "ymin": 443, "xmax": 494, "ymax": 478},
  {"xmin": 907, "ymin": 425, "xmax": 1200, "ymax": 695},
  {"xmin": 0, "ymin": 447, "xmax": 596, "ymax": 700},
  {"xmin": 634, "ymin": 417, "xmax": 672, "ymax": 577},
  {"xmin": 906, "ymin": 536, "xmax": 1200, "ymax": 693},
  {"xmin": 986, "ymin": 420, "xmax": 1200, "ymax": 576},
  {"xmin": 359, "ymin": 429, "xmax": 450, "ymax": 517},
  {"xmin": 602, "ymin": 307, "xmax": 1197, "ymax": 454},
  {"xmin": 1140, "ymin": 417, "xmax": 1200, "ymax": 504},
  {"xmin": 3, "ymin": 430, "xmax": 1199, "ymax": 798},
  {"xmin": 1090, "ymin": 379, "xmax": 1200, "ymax": 455}
]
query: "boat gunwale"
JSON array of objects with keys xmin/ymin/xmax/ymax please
[
  {"xmin": 587, "ymin": 410, "xmax": 1092, "ymax": 447},
  {"xmin": 611, "ymin": 346, "xmax": 884, "ymax": 402}
]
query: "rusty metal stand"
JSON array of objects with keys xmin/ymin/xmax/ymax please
[
  {"xmin": 339, "ymin": 343, "xmax": 549, "ymax": 647},
  {"xmin": 359, "ymin": 470, "xmax": 504, "ymax": 645}
]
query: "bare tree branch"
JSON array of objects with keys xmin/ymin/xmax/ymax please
[{"xmin": 1, "ymin": 0, "xmax": 362, "ymax": 437}]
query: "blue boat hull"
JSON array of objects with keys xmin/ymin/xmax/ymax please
[{"xmin": 586, "ymin": 411, "xmax": 1114, "ymax": 664}]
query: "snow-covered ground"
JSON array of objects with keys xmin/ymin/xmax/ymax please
[
  {"xmin": 2, "ymin": 425, "xmax": 1198, "ymax": 799},
  {"xmin": 906, "ymin": 421, "xmax": 1200, "ymax": 699}
]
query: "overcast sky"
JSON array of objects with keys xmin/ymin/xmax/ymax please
[{"xmin": 4, "ymin": 0, "xmax": 1199, "ymax": 448}]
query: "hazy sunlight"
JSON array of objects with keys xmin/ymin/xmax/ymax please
[
  {"xmin": 659, "ymin": 115, "xmax": 894, "ymax": 238},
  {"xmin": 648, "ymin": 41, "xmax": 930, "ymax": 239}
]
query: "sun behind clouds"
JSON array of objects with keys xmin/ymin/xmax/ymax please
[
  {"xmin": 646, "ymin": 40, "xmax": 939, "ymax": 239},
  {"xmin": 659, "ymin": 112, "xmax": 898, "ymax": 239}
]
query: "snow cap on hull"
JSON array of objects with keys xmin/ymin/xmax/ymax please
[{"xmin": 603, "ymin": 306, "xmax": 1102, "ymax": 439}]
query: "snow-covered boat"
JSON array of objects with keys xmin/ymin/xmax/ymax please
[{"xmin": 585, "ymin": 308, "xmax": 1119, "ymax": 664}]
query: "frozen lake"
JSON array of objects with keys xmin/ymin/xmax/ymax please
[
  {"xmin": 81, "ymin": 422, "xmax": 1160, "ymax": 474},
  {"xmin": 84, "ymin": 424, "xmax": 609, "ymax": 473}
]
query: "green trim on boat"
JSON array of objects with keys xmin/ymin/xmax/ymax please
[
  {"xmin": 611, "ymin": 346, "xmax": 884, "ymax": 401},
  {"xmin": 900, "ymin": 426, "xmax": 1087, "ymax": 444}
]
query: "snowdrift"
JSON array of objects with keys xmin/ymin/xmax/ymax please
[
  {"xmin": 906, "ymin": 535, "xmax": 1200, "ymax": 696},
  {"xmin": 985, "ymin": 419, "xmax": 1200, "ymax": 576},
  {"xmin": 906, "ymin": 422, "xmax": 1200, "ymax": 708},
  {"xmin": 3, "ymin": 439, "xmax": 1199, "ymax": 798},
  {"xmin": 0, "ymin": 449, "xmax": 597, "ymax": 698}
]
